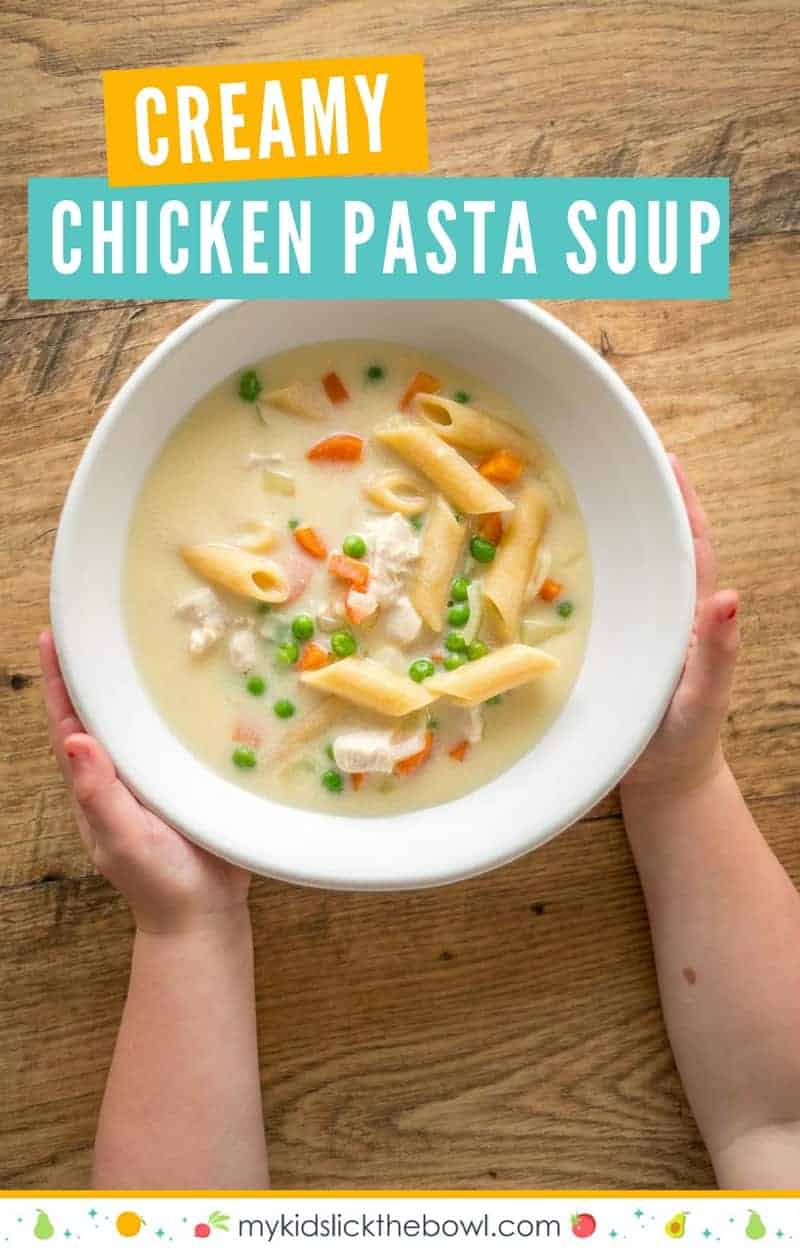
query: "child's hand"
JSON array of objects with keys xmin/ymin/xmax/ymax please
[
  {"xmin": 39, "ymin": 629, "xmax": 250, "ymax": 935},
  {"xmin": 621, "ymin": 457, "xmax": 740, "ymax": 796}
]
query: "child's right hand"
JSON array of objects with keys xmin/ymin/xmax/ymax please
[
  {"xmin": 40, "ymin": 629, "xmax": 251, "ymax": 936},
  {"xmin": 621, "ymin": 456, "xmax": 740, "ymax": 797}
]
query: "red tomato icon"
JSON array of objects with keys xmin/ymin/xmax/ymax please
[{"xmin": 571, "ymin": 1212, "xmax": 597, "ymax": 1238}]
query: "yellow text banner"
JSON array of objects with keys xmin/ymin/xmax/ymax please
[{"xmin": 103, "ymin": 54, "xmax": 428, "ymax": 187}]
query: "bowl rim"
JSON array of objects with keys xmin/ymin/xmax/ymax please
[{"xmin": 51, "ymin": 298, "xmax": 695, "ymax": 891}]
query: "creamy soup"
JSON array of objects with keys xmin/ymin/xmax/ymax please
[{"xmin": 125, "ymin": 341, "xmax": 591, "ymax": 816}]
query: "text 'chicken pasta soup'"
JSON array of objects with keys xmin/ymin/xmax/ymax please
[{"xmin": 124, "ymin": 340, "xmax": 591, "ymax": 815}]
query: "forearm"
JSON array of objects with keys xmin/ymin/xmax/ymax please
[
  {"xmin": 93, "ymin": 909, "xmax": 269, "ymax": 1188},
  {"xmin": 622, "ymin": 764, "xmax": 800, "ymax": 1179}
]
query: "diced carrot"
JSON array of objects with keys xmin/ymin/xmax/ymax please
[
  {"xmin": 351, "ymin": 772, "xmax": 365, "ymax": 791},
  {"xmin": 431, "ymin": 651, "xmax": 444, "ymax": 663},
  {"xmin": 307, "ymin": 433, "xmax": 363, "ymax": 462},
  {"xmin": 294, "ymin": 525, "xmax": 327, "ymax": 559},
  {"xmin": 232, "ymin": 721, "xmax": 262, "ymax": 747},
  {"xmin": 478, "ymin": 512, "xmax": 504, "ymax": 545},
  {"xmin": 449, "ymin": 739, "xmax": 470, "ymax": 762},
  {"xmin": 478, "ymin": 448, "xmax": 524, "ymax": 485},
  {"xmin": 539, "ymin": 577, "xmax": 563, "ymax": 602},
  {"xmin": 328, "ymin": 552, "xmax": 370, "ymax": 591},
  {"xmin": 400, "ymin": 370, "xmax": 441, "ymax": 411},
  {"xmin": 345, "ymin": 587, "xmax": 376, "ymax": 625},
  {"xmin": 322, "ymin": 371, "xmax": 350, "ymax": 404},
  {"xmin": 395, "ymin": 730, "xmax": 434, "ymax": 776},
  {"xmin": 297, "ymin": 642, "xmax": 331, "ymax": 672}
]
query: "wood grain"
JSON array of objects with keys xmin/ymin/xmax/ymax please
[{"xmin": 1, "ymin": 0, "xmax": 798, "ymax": 1191}]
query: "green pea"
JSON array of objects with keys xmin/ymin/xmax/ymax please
[
  {"xmin": 447, "ymin": 602, "xmax": 470, "ymax": 628},
  {"xmin": 342, "ymin": 534, "xmax": 367, "ymax": 559},
  {"xmin": 238, "ymin": 369, "xmax": 262, "ymax": 402},
  {"xmin": 445, "ymin": 632, "xmax": 466, "ymax": 652},
  {"xmin": 453, "ymin": 390, "xmax": 471, "ymax": 404},
  {"xmin": 273, "ymin": 698, "xmax": 295, "ymax": 719},
  {"xmin": 470, "ymin": 535, "xmax": 496, "ymax": 564},
  {"xmin": 288, "ymin": 518, "xmax": 299, "ymax": 530},
  {"xmin": 322, "ymin": 768, "xmax": 344, "ymax": 793},
  {"xmin": 450, "ymin": 576, "xmax": 470, "ymax": 602},
  {"xmin": 276, "ymin": 640, "xmax": 299, "ymax": 665},
  {"xmin": 291, "ymin": 614, "xmax": 315, "ymax": 641},
  {"xmin": 246, "ymin": 675, "xmax": 266, "ymax": 696},
  {"xmin": 331, "ymin": 630, "xmax": 357, "ymax": 658},
  {"xmin": 409, "ymin": 514, "xmax": 424, "ymax": 530},
  {"xmin": 409, "ymin": 658, "xmax": 435, "ymax": 682},
  {"xmin": 325, "ymin": 742, "xmax": 335, "ymax": 761},
  {"xmin": 232, "ymin": 745, "xmax": 257, "ymax": 769},
  {"xmin": 443, "ymin": 653, "xmax": 468, "ymax": 671},
  {"xmin": 557, "ymin": 600, "xmax": 575, "ymax": 618},
  {"xmin": 467, "ymin": 639, "xmax": 489, "ymax": 661},
  {"xmin": 366, "ymin": 364, "xmax": 385, "ymax": 381}
]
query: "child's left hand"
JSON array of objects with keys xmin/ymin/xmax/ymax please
[{"xmin": 39, "ymin": 629, "xmax": 251, "ymax": 936}]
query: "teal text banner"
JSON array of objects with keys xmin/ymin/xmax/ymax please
[{"xmin": 28, "ymin": 176, "xmax": 729, "ymax": 300}]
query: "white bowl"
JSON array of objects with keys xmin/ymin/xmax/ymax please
[{"xmin": 52, "ymin": 300, "xmax": 694, "ymax": 891}]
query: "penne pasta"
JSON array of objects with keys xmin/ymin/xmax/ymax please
[
  {"xmin": 483, "ymin": 483, "xmax": 550, "ymax": 641},
  {"xmin": 538, "ymin": 462, "xmax": 571, "ymax": 508},
  {"xmin": 520, "ymin": 617, "xmax": 571, "ymax": 646},
  {"xmin": 261, "ymin": 382, "xmax": 328, "ymax": 420},
  {"xmin": 269, "ymin": 697, "xmax": 345, "ymax": 770},
  {"xmin": 262, "ymin": 467, "xmax": 296, "ymax": 495},
  {"xmin": 363, "ymin": 468, "xmax": 430, "ymax": 517},
  {"xmin": 181, "ymin": 543, "xmax": 290, "ymax": 603},
  {"xmin": 410, "ymin": 494, "xmax": 466, "ymax": 630},
  {"xmin": 525, "ymin": 542, "xmax": 552, "ymax": 602},
  {"xmin": 236, "ymin": 521, "xmax": 277, "ymax": 553},
  {"xmin": 301, "ymin": 656, "xmax": 437, "ymax": 716},
  {"xmin": 424, "ymin": 643, "xmax": 558, "ymax": 707},
  {"xmin": 415, "ymin": 393, "xmax": 534, "ymax": 462},
  {"xmin": 376, "ymin": 424, "xmax": 513, "ymax": 515}
]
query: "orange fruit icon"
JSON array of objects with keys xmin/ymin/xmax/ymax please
[{"xmin": 116, "ymin": 1212, "xmax": 143, "ymax": 1237}]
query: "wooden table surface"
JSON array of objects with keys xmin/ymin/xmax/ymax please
[{"xmin": 1, "ymin": 0, "xmax": 798, "ymax": 1191}]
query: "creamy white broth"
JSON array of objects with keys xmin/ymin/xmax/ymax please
[{"xmin": 124, "ymin": 340, "xmax": 591, "ymax": 816}]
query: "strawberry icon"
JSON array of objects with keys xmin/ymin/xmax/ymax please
[{"xmin": 571, "ymin": 1212, "xmax": 596, "ymax": 1238}]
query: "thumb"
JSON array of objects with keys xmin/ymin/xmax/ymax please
[
  {"xmin": 684, "ymin": 590, "xmax": 740, "ymax": 714},
  {"xmin": 64, "ymin": 732, "xmax": 143, "ymax": 850}
]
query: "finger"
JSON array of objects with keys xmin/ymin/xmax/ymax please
[
  {"xmin": 39, "ymin": 629, "xmax": 84, "ymax": 780},
  {"xmin": 70, "ymin": 795, "xmax": 99, "ymax": 859},
  {"xmin": 682, "ymin": 589, "xmax": 740, "ymax": 713},
  {"xmin": 64, "ymin": 733, "xmax": 144, "ymax": 853},
  {"xmin": 669, "ymin": 455, "xmax": 717, "ymax": 603}
]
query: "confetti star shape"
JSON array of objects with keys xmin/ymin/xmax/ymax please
[
  {"xmin": 610, "ymin": 1233, "xmax": 618, "ymax": 1240},
  {"xmin": 634, "ymin": 1210, "xmax": 644, "ymax": 1219},
  {"xmin": 156, "ymin": 1231, "xmax": 165, "ymax": 1240},
  {"xmin": 703, "ymin": 1231, "xmax": 712, "ymax": 1240},
  {"xmin": 88, "ymin": 1210, "xmax": 97, "ymax": 1219}
]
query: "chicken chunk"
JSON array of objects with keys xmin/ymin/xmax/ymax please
[
  {"xmin": 332, "ymin": 727, "xmax": 429, "ymax": 775},
  {"xmin": 385, "ymin": 595, "xmax": 423, "ymax": 645},
  {"xmin": 228, "ymin": 627, "xmax": 257, "ymax": 673}
]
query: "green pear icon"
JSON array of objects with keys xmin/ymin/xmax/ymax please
[
  {"xmin": 745, "ymin": 1210, "xmax": 766, "ymax": 1240},
  {"xmin": 33, "ymin": 1210, "xmax": 55, "ymax": 1240}
]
